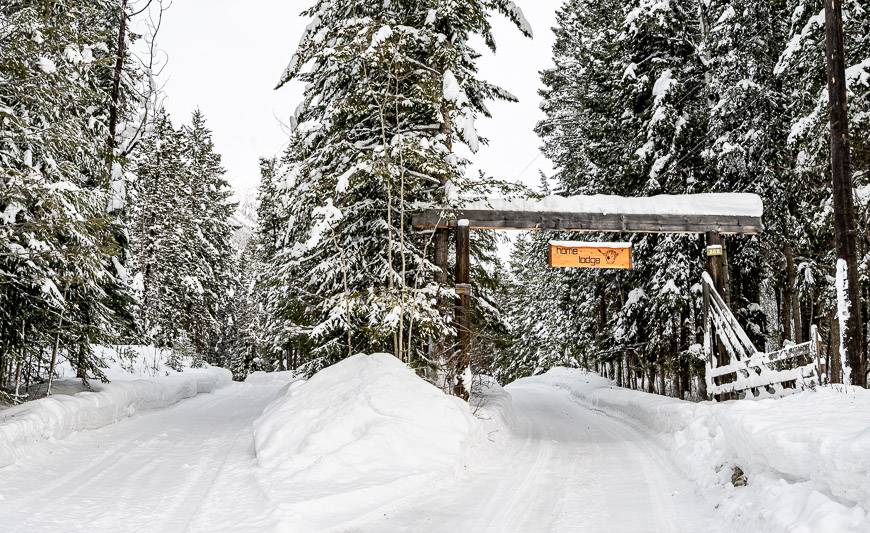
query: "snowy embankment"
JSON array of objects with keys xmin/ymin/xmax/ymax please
[
  {"xmin": 252, "ymin": 353, "xmax": 513, "ymax": 531},
  {"xmin": 0, "ymin": 347, "xmax": 232, "ymax": 469},
  {"xmin": 538, "ymin": 369, "xmax": 870, "ymax": 533}
]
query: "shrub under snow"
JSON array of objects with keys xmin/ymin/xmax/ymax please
[{"xmin": 252, "ymin": 353, "xmax": 483, "ymax": 531}]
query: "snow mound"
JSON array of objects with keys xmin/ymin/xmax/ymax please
[
  {"xmin": 536, "ymin": 368, "xmax": 870, "ymax": 533},
  {"xmin": 0, "ymin": 367, "xmax": 231, "ymax": 469},
  {"xmin": 470, "ymin": 375, "xmax": 516, "ymax": 446},
  {"xmin": 252, "ymin": 353, "xmax": 477, "ymax": 530}
]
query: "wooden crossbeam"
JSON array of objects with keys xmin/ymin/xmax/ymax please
[{"xmin": 412, "ymin": 210, "xmax": 763, "ymax": 235}]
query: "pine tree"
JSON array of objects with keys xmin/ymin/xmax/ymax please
[
  {"xmin": 180, "ymin": 110, "xmax": 237, "ymax": 362},
  {"xmin": 502, "ymin": 0, "xmax": 870, "ymax": 393},
  {"xmin": 1, "ymin": 0, "xmax": 143, "ymax": 392},
  {"xmin": 130, "ymin": 109, "xmax": 237, "ymax": 366},
  {"xmin": 263, "ymin": 0, "xmax": 532, "ymax": 383}
]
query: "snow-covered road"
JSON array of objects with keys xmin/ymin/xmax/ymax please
[
  {"xmin": 1, "ymin": 376, "xmax": 726, "ymax": 533},
  {"xmin": 363, "ymin": 378, "xmax": 726, "ymax": 533},
  {"xmin": 0, "ymin": 380, "xmax": 285, "ymax": 533}
]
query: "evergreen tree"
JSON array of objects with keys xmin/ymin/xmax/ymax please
[
  {"xmin": 130, "ymin": 109, "xmax": 237, "ymax": 365},
  {"xmin": 262, "ymin": 0, "xmax": 532, "ymax": 384},
  {"xmin": 0, "ymin": 0, "xmax": 143, "ymax": 391},
  {"xmin": 180, "ymin": 110, "xmax": 237, "ymax": 361},
  {"xmin": 501, "ymin": 0, "xmax": 870, "ymax": 393}
]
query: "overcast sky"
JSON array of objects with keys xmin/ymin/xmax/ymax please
[{"xmin": 158, "ymin": 1, "xmax": 560, "ymax": 198}]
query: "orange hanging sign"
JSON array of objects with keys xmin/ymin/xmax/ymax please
[{"xmin": 548, "ymin": 241, "xmax": 633, "ymax": 269}]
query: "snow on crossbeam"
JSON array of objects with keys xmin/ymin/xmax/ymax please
[{"xmin": 412, "ymin": 193, "xmax": 764, "ymax": 234}]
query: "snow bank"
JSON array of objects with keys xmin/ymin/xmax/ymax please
[
  {"xmin": 0, "ymin": 366, "xmax": 231, "ymax": 469},
  {"xmin": 535, "ymin": 369, "xmax": 870, "ymax": 533},
  {"xmin": 461, "ymin": 192, "xmax": 763, "ymax": 218},
  {"xmin": 253, "ymin": 353, "xmax": 480, "ymax": 531},
  {"xmin": 42, "ymin": 345, "xmax": 214, "ymax": 384},
  {"xmin": 470, "ymin": 375, "xmax": 516, "ymax": 446}
]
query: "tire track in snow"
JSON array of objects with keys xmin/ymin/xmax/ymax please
[
  {"xmin": 0, "ymin": 382, "xmax": 286, "ymax": 533},
  {"xmin": 356, "ymin": 380, "xmax": 727, "ymax": 533}
]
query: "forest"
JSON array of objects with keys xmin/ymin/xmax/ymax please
[{"xmin": 1, "ymin": 0, "xmax": 869, "ymax": 405}]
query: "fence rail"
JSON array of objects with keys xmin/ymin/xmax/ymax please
[{"xmin": 703, "ymin": 274, "xmax": 825, "ymax": 400}]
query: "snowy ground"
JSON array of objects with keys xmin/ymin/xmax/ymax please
[
  {"xmin": 359, "ymin": 377, "xmax": 725, "ymax": 533},
  {"xmin": 2, "ymin": 355, "xmax": 867, "ymax": 532},
  {"xmin": 0, "ymin": 375, "xmax": 291, "ymax": 533}
]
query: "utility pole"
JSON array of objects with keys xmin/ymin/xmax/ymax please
[{"xmin": 824, "ymin": 0, "xmax": 865, "ymax": 386}]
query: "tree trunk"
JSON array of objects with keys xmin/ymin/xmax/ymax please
[
  {"xmin": 830, "ymin": 308, "xmax": 842, "ymax": 384},
  {"xmin": 433, "ymin": 227, "xmax": 449, "ymax": 380},
  {"xmin": 105, "ymin": 0, "xmax": 129, "ymax": 175},
  {"xmin": 825, "ymin": 0, "xmax": 865, "ymax": 386},
  {"xmin": 647, "ymin": 362, "xmax": 656, "ymax": 394},
  {"xmin": 784, "ymin": 243, "xmax": 802, "ymax": 343}
]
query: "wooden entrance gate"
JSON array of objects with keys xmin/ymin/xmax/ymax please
[{"xmin": 412, "ymin": 193, "xmax": 820, "ymax": 401}]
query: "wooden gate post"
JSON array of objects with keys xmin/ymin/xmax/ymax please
[
  {"xmin": 433, "ymin": 228, "xmax": 450, "ymax": 367},
  {"xmin": 454, "ymin": 220, "xmax": 471, "ymax": 399},
  {"xmin": 705, "ymin": 230, "xmax": 731, "ymax": 398},
  {"xmin": 705, "ymin": 231, "xmax": 726, "ymax": 298}
]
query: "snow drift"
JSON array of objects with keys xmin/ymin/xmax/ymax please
[
  {"xmin": 0, "ymin": 366, "xmax": 231, "ymax": 469},
  {"xmin": 536, "ymin": 369, "xmax": 870, "ymax": 533},
  {"xmin": 253, "ymin": 353, "xmax": 483, "ymax": 531}
]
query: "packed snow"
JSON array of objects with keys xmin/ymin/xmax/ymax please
[
  {"xmin": 459, "ymin": 192, "xmax": 764, "ymax": 218},
  {"xmin": 0, "ymin": 347, "xmax": 231, "ymax": 469},
  {"xmin": 0, "ymin": 372, "xmax": 294, "ymax": 533},
  {"xmin": 542, "ymin": 369, "xmax": 870, "ymax": 533},
  {"xmin": 252, "ymin": 353, "xmax": 479, "ymax": 531},
  {"xmin": 549, "ymin": 240, "xmax": 632, "ymax": 249},
  {"xmin": 2, "ymin": 355, "xmax": 868, "ymax": 533}
]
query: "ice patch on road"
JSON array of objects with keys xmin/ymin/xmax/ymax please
[
  {"xmin": 252, "ymin": 353, "xmax": 487, "ymax": 531},
  {"xmin": 535, "ymin": 368, "xmax": 870, "ymax": 533}
]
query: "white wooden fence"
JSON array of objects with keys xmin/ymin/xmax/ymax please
[{"xmin": 703, "ymin": 273, "xmax": 825, "ymax": 400}]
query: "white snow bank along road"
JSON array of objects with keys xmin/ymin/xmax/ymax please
[
  {"xmin": 0, "ymin": 373, "xmax": 295, "ymax": 533},
  {"xmin": 253, "ymin": 353, "xmax": 497, "ymax": 532},
  {"xmin": 0, "ymin": 366, "xmax": 231, "ymax": 468},
  {"xmin": 542, "ymin": 369, "xmax": 870, "ymax": 533}
]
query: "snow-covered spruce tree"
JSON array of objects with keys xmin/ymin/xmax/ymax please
[
  {"xmin": 266, "ymin": 1, "xmax": 532, "ymax": 385},
  {"xmin": 692, "ymin": 0, "xmax": 793, "ymax": 354},
  {"xmin": 0, "ymin": 0, "xmax": 143, "ymax": 391},
  {"xmin": 130, "ymin": 109, "xmax": 187, "ymax": 346},
  {"xmin": 130, "ymin": 109, "xmax": 237, "ymax": 365},
  {"xmin": 506, "ymin": 0, "xmax": 870, "ymax": 394},
  {"xmin": 179, "ymin": 110, "xmax": 237, "ymax": 362},
  {"xmin": 521, "ymin": 0, "xmax": 715, "ymax": 395},
  {"xmin": 769, "ymin": 0, "xmax": 870, "ymax": 383},
  {"xmin": 510, "ymin": 0, "xmax": 801, "ymax": 396}
]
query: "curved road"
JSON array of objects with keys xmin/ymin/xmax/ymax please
[
  {"xmin": 361, "ymin": 378, "xmax": 726, "ymax": 532},
  {"xmin": 0, "ymin": 377, "xmax": 725, "ymax": 532}
]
